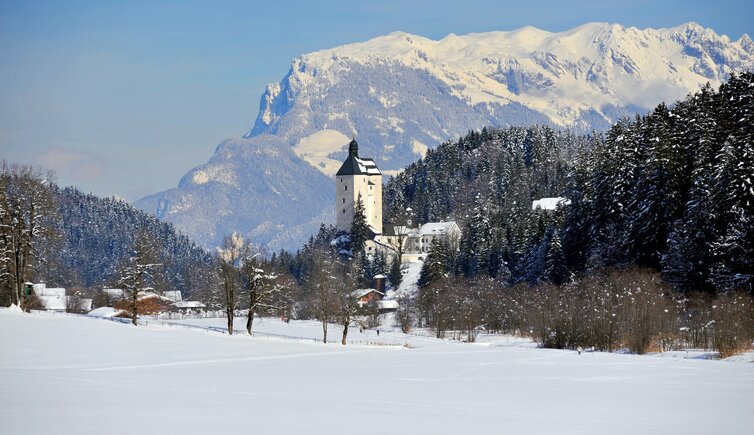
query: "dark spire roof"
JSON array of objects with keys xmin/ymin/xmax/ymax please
[{"xmin": 336, "ymin": 138, "xmax": 382, "ymax": 176}]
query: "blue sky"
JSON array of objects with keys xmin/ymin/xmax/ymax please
[{"xmin": 1, "ymin": 0, "xmax": 752, "ymax": 200}]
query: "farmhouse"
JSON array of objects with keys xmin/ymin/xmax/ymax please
[{"xmin": 25, "ymin": 283, "xmax": 92, "ymax": 313}]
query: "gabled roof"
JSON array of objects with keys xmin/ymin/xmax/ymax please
[
  {"xmin": 336, "ymin": 155, "xmax": 382, "ymax": 176},
  {"xmin": 418, "ymin": 222, "xmax": 459, "ymax": 236},
  {"xmin": 378, "ymin": 300, "xmax": 399, "ymax": 310},
  {"xmin": 351, "ymin": 288, "xmax": 385, "ymax": 299},
  {"xmin": 162, "ymin": 291, "xmax": 183, "ymax": 302},
  {"xmin": 335, "ymin": 139, "xmax": 382, "ymax": 176}
]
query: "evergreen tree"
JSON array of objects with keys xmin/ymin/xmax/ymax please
[
  {"xmin": 544, "ymin": 229, "xmax": 569, "ymax": 285},
  {"xmin": 349, "ymin": 193, "xmax": 369, "ymax": 256},
  {"xmin": 418, "ymin": 239, "xmax": 450, "ymax": 288},
  {"xmin": 709, "ymin": 206, "xmax": 753, "ymax": 293},
  {"xmin": 388, "ymin": 255, "xmax": 402, "ymax": 289}
]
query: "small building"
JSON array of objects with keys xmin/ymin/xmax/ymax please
[
  {"xmin": 172, "ymin": 301, "xmax": 206, "ymax": 313},
  {"xmin": 352, "ymin": 289, "xmax": 385, "ymax": 307},
  {"xmin": 27, "ymin": 283, "xmax": 91, "ymax": 312},
  {"xmin": 532, "ymin": 197, "xmax": 571, "ymax": 211},
  {"xmin": 377, "ymin": 299, "xmax": 399, "ymax": 314}
]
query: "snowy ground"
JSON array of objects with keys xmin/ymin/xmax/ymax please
[{"xmin": 2, "ymin": 309, "xmax": 753, "ymax": 435}]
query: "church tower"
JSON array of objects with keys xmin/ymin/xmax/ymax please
[{"xmin": 335, "ymin": 138, "xmax": 382, "ymax": 234}]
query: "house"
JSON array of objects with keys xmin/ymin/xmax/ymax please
[
  {"xmin": 377, "ymin": 299, "xmax": 399, "ymax": 314},
  {"xmin": 532, "ymin": 197, "xmax": 571, "ymax": 211},
  {"xmin": 352, "ymin": 289, "xmax": 385, "ymax": 307},
  {"xmin": 410, "ymin": 222, "xmax": 461, "ymax": 255},
  {"xmin": 27, "ymin": 283, "xmax": 92, "ymax": 313},
  {"xmin": 172, "ymin": 300, "xmax": 206, "ymax": 313}
]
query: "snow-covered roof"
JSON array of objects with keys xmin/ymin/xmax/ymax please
[
  {"xmin": 38, "ymin": 295, "xmax": 67, "ymax": 311},
  {"xmin": 88, "ymin": 307, "xmax": 126, "ymax": 318},
  {"xmin": 335, "ymin": 139, "xmax": 382, "ymax": 176},
  {"xmin": 32, "ymin": 284, "xmax": 66, "ymax": 297},
  {"xmin": 355, "ymin": 157, "xmax": 381, "ymax": 175},
  {"xmin": 162, "ymin": 291, "xmax": 183, "ymax": 302},
  {"xmin": 378, "ymin": 300, "xmax": 399, "ymax": 310},
  {"xmin": 532, "ymin": 197, "xmax": 571, "ymax": 210},
  {"xmin": 102, "ymin": 289, "xmax": 173, "ymax": 303},
  {"xmin": 418, "ymin": 222, "xmax": 458, "ymax": 236},
  {"xmin": 139, "ymin": 292, "xmax": 175, "ymax": 303},
  {"xmin": 373, "ymin": 274, "xmax": 387, "ymax": 279},
  {"xmin": 351, "ymin": 289, "xmax": 384, "ymax": 299},
  {"xmin": 173, "ymin": 301, "xmax": 206, "ymax": 309},
  {"xmin": 103, "ymin": 288, "xmax": 124, "ymax": 298}
]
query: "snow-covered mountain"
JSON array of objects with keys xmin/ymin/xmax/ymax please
[
  {"xmin": 251, "ymin": 22, "xmax": 753, "ymax": 176},
  {"xmin": 136, "ymin": 135, "xmax": 334, "ymax": 251},
  {"xmin": 136, "ymin": 22, "xmax": 753, "ymax": 251}
]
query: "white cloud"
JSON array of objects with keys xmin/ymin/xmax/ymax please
[{"xmin": 38, "ymin": 147, "xmax": 107, "ymax": 182}]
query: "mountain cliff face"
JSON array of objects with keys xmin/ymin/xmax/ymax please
[
  {"xmin": 136, "ymin": 135, "xmax": 333, "ymax": 251},
  {"xmin": 136, "ymin": 22, "xmax": 754, "ymax": 251}
]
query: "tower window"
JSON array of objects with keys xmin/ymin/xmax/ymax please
[
  {"xmin": 345, "ymin": 185, "xmax": 347, "ymax": 191},
  {"xmin": 342, "ymin": 209, "xmax": 346, "ymax": 214},
  {"xmin": 342, "ymin": 198, "xmax": 345, "ymax": 203}
]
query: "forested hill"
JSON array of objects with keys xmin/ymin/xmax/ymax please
[
  {"xmin": 45, "ymin": 186, "xmax": 215, "ymax": 297},
  {"xmin": 385, "ymin": 72, "xmax": 753, "ymax": 293}
]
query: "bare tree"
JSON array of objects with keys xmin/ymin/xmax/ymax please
[
  {"xmin": 334, "ymin": 262, "xmax": 360, "ymax": 345},
  {"xmin": 387, "ymin": 209, "xmax": 414, "ymax": 264},
  {"xmin": 243, "ymin": 252, "xmax": 294, "ymax": 334},
  {"xmin": 306, "ymin": 249, "xmax": 339, "ymax": 343},
  {"xmin": 217, "ymin": 233, "xmax": 246, "ymax": 335},
  {"xmin": 117, "ymin": 231, "xmax": 162, "ymax": 325},
  {"xmin": 396, "ymin": 295, "xmax": 413, "ymax": 333}
]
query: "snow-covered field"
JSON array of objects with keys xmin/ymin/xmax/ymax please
[{"xmin": 2, "ymin": 309, "xmax": 752, "ymax": 435}]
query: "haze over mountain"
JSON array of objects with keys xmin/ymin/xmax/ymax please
[{"xmin": 136, "ymin": 22, "xmax": 754, "ymax": 251}]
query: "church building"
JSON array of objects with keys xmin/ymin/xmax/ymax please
[
  {"xmin": 335, "ymin": 137, "xmax": 460, "ymax": 262},
  {"xmin": 335, "ymin": 138, "xmax": 383, "ymax": 235}
]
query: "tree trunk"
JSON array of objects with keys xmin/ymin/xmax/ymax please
[
  {"xmin": 246, "ymin": 310, "xmax": 254, "ymax": 335},
  {"xmin": 341, "ymin": 318, "xmax": 349, "ymax": 345},
  {"xmin": 322, "ymin": 319, "xmax": 328, "ymax": 343},
  {"xmin": 227, "ymin": 308, "xmax": 234, "ymax": 335},
  {"xmin": 131, "ymin": 293, "xmax": 138, "ymax": 326},
  {"xmin": 246, "ymin": 290, "xmax": 256, "ymax": 335}
]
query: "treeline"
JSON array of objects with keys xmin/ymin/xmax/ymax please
[
  {"xmin": 0, "ymin": 163, "xmax": 215, "ymax": 306},
  {"xmin": 386, "ymin": 72, "xmax": 754, "ymax": 294},
  {"xmin": 565, "ymin": 73, "xmax": 753, "ymax": 293},
  {"xmin": 52, "ymin": 186, "xmax": 215, "ymax": 295},
  {"xmin": 384, "ymin": 124, "xmax": 591, "ymax": 285},
  {"xmin": 387, "ymin": 73, "xmax": 754, "ymax": 355}
]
